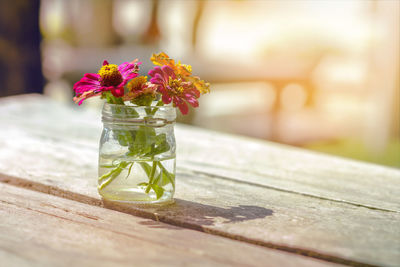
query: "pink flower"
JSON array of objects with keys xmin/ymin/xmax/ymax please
[
  {"xmin": 73, "ymin": 60, "xmax": 140, "ymax": 105},
  {"xmin": 148, "ymin": 66, "xmax": 200, "ymax": 115}
]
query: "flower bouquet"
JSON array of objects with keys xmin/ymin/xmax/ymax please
[{"xmin": 73, "ymin": 52, "xmax": 210, "ymax": 204}]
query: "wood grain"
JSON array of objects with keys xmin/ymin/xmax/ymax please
[
  {"xmin": 1, "ymin": 183, "xmax": 335, "ymax": 267},
  {"xmin": 1, "ymin": 94, "xmax": 400, "ymax": 266},
  {"xmin": 175, "ymin": 126, "xmax": 400, "ymax": 213}
]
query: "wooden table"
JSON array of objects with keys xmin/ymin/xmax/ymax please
[{"xmin": 1, "ymin": 94, "xmax": 399, "ymax": 267}]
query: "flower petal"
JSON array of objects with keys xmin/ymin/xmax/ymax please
[
  {"xmin": 185, "ymin": 95, "xmax": 199, "ymax": 108},
  {"xmin": 119, "ymin": 73, "xmax": 139, "ymax": 87},
  {"xmin": 74, "ymin": 80, "xmax": 100, "ymax": 88},
  {"xmin": 148, "ymin": 66, "xmax": 163, "ymax": 78},
  {"xmin": 124, "ymin": 72, "xmax": 139, "ymax": 81},
  {"xmin": 176, "ymin": 100, "xmax": 189, "ymax": 115},
  {"xmin": 161, "ymin": 91, "xmax": 172, "ymax": 104},
  {"xmin": 84, "ymin": 73, "xmax": 100, "ymax": 80},
  {"xmin": 111, "ymin": 87, "xmax": 124, "ymax": 97},
  {"xmin": 74, "ymin": 84, "xmax": 102, "ymax": 94},
  {"xmin": 73, "ymin": 73, "xmax": 100, "ymax": 92},
  {"xmin": 73, "ymin": 91, "xmax": 102, "ymax": 105},
  {"xmin": 118, "ymin": 62, "xmax": 136, "ymax": 77},
  {"xmin": 150, "ymin": 77, "xmax": 164, "ymax": 85},
  {"xmin": 187, "ymin": 88, "xmax": 200, "ymax": 98},
  {"xmin": 161, "ymin": 65, "xmax": 176, "ymax": 79}
]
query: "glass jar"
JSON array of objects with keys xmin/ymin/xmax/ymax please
[{"xmin": 98, "ymin": 102, "xmax": 176, "ymax": 204}]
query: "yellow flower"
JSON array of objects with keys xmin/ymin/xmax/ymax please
[
  {"xmin": 127, "ymin": 76, "xmax": 148, "ymax": 92},
  {"xmin": 123, "ymin": 76, "xmax": 156, "ymax": 105}
]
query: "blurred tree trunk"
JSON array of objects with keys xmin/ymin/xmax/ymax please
[
  {"xmin": 141, "ymin": 0, "xmax": 161, "ymax": 45},
  {"xmin": 364, "ymin": 0, "xmax": 400, "ymax": 152},
  {"xmin": 192, "ymin": 0, "xmax": 205, "ymax": 50},
  {"xmin": 0, "ymin": 0, "xmax": 43, "ymax": 97}
]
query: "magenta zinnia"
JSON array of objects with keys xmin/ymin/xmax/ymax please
[
  {"xmin": 73, "ymin": 60, "xmax": 140, "ymax": 104},
  {"xmin": 148, "ymin": 65, "xmax": 200, "ymax": 115}
]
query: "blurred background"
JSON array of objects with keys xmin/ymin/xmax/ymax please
[{"xmin": 0, "ymin": 0, "xmax": 399, "ymax": 168}]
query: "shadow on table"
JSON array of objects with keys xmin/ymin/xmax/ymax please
[
  {"xmin": 102, "ymin": 198, "xmax": 273, "ymax": 229},
  {"xmin": 156, "ymin": 199, "xmax": 273, "ymax": 226}
]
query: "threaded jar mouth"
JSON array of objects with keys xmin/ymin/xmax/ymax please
[{"xmin": 102, "ymin": 102, "xmax": 176, "ymax": 127}]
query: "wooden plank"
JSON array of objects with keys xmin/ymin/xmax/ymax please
[
  {"xmin": 1, "ymin": 183, "xmax": 334, "ymax": 267},
  {"xmin": 2, "ymin": 94, "xmax": 399, "ymax": 212},
  {"xmin": 176, "ymin": 126, "xmax": 400, "ymax": 212},
  {"xmin": 1, "ymin": 94, "xmax": 400, "ymax": 266}
]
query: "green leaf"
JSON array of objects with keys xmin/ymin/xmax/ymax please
[
  {"xmin": 155, "ymin": 133, "xmax": 166, "ymax": 145},
  {"xmin": 151, "ymin": 184, "xmax": 165, "ymax": 199},
  {"xmin": 126, "ymin": 107, "xmax": 140, "ymax": 117},
  {"xmin": 153, "ymin": 172, "xmax": 162, "ymax": 185},
  {"xmin": 157, "ymin": 162, "xmax": 175, "ymax": 189},
  {"xmin": 130, "ymin": 126, "xmax": 156, "ymax": 156},
  {"xmin": 139, "ymin": 162, "xmax": 152, "ymax": 177},
  {"xmin": 103, "ymin": 91, "xmax": 124, "ymax": 105},
  {"xmin": 152, "ymin": 140, "xmax": 170, "ymax": 156},
  {"xmin": 153, "ymin": 168, "xmax": 169, "ymax": 187},
  {"xmin": 137, "ymin": 182, "xmax": 148, "ymax": 186},
  {"xmin": 142, "ymin": 134, "xmax": 170, "ymax": 157},
  {"xmin": 114, "ymin": 129, "xmax": 134, "ymax": 146},
  {"xmin": 125, "ymin": 162, "xmax": 134, "ymax": 179}
]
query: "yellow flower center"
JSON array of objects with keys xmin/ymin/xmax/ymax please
[
  {"xmin": 168, "ymin": 77, "xmax": 184, "ymax": 94},
  {"xmin": 98, "ymin": 64, "xmax": 123, "ymax": 86}
]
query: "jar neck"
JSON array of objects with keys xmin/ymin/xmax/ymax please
[{"xmin": 101, "ymin": 102, "xmax": 176, "ymax": 127}]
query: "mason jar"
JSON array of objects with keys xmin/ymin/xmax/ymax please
[{"xmin": 98, "ymin": 102, "xmax": 176, "ymax": 204}]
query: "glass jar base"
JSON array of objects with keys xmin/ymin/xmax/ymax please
[{"xmin": 99, "ymin": 187, "xmax": 174, "ymax": 205}]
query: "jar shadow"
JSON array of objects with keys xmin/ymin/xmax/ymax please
[
  {"xmin": 103, "ymin": 198, "xmax": 273, "ymax": 229},
  {"xmin": 156, "ymin": 199, "xmax": 274, "ymax": 226}
]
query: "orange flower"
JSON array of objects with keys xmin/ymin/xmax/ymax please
[
  {"xmin": 150, "ymin": 52, "xmax": 210, "ymax": 94},
  {"xmin": 123, "ymin": 76, "xmax": 157, "ymax": 105}
]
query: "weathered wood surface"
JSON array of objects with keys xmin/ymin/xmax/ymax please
[
  {"xmin": 177, "ymin": 130, "xmax": 400, "ymax": 213},
  {"xmin": 1, "ymin": 183, "xmax": 334, "ymax": 267},
  {"xmin": 1, "ymin": 94, "xmax": 400, "ymax": 266}
]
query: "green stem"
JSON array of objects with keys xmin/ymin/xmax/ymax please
[
  {"xmin": 98, "ymin": 173, "xmax": 119, "ymax": 190},
  {"xmin": 98, "ymin": 161, "xmax": 129, "ymax": 190},
  {"xmin": 99, "ymin": 164, "xmax": 120, "ymax": 182},
  {"xmin": 145, "ymin": 162, "xmax": 157, "ymax": 193}
]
